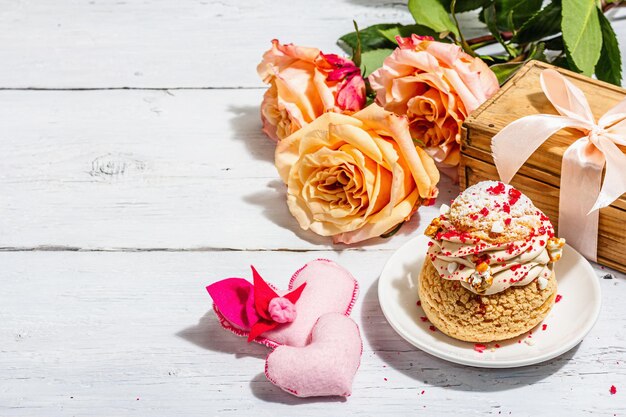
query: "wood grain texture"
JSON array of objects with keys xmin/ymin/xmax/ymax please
[
  {"xmin": 0, "ymin": 0, "xmax": 575, "ymax": 89},
  {"xmin": 0, "ymin": 88, "xmax": 456, "ymax": 251},
  {"xmin": 1, "ymin": 251, "xmax": 624, "ymax": 417},
  {"xmin": 1, "ymin": 0, "xmax": 625, "ymax": 415},
  {"xmin": 0, "ymin": 0, "xmax": 412, "ymax": 89}
]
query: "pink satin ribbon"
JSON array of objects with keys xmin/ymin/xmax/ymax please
[{"xmin": 491, "ymin": 69, "xmax": 626, "ymax": 261}]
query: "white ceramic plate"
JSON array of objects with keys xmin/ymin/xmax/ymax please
[{"xmin": 378, "ymin": 235, "xmax": 601, "ymax": 368}]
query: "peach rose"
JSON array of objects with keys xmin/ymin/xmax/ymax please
[
  {"xmin": 257, "ymin": 40, "xmax": 366, "ymax": 142},
  {"xmin": 369, "ymin": 35, "xmax": 499, "ymax": 174},
  {"xmin": 275, "ymin": 104, "xmax": 440, "ymax": 244}
]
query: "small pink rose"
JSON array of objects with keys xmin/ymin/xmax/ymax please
[
  {"xmin": 268, "ymin": 297, "xmax": 297, "ymax": 323},
  {"xmin": 257, "ymin": 40, "xmax": 366, "ymax": 142}
]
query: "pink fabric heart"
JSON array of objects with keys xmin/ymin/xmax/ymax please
[
  {"xmin": 213, "ymin": 259, "xmax": 359, "ymax": 348},
  {"xmin": 265, "ymin": 313, "xmax": 362, "ymax": 397}
]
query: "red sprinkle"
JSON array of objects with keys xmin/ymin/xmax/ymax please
[
  {"xmin": 429, "ymin": 325, "xmax": 437, "ymax": 332},
  {"xmin": 384, "ymin": 377, "xmax": 388, "ymax": 381},
  {"xmin": 506, "ymin": 243, "xmax": 518, "ymax": 254},
  {"xmin": 421, "ymin": 390, "xmax": 425, "ymax": 395},
  {"xmin": 486, "ymin": 182, "xmax": 506, "ymax": 195},
  {"xmin": 480, "ymin": 207, "xmax": 490, "ymax": 217},
  {"xmin": 417, "ymin": 300, "xmax": 421, "ymax": 306},
  {"xmin": 542, "ymin": 324, "xmax": 548, "ymax": 331},
  {"xmin": 420, "ymin": 316, "xmax": 429, "ymax": 322},
  {"xmin": 474, "ymin": 343, "xmax": 487, "ymax": 353},
  {"xmin": 469, "ymin": 214, "xmax": 479, "ymax": 221},
  {"xmin": 610, "ymin": 385, "xmax": 617, "ymax": 395},
  {"xmin": 508, "ymin": 188, "xmax": 522, "ymax": 205},
  {"xmin": 494, "ymin": 344, "xmax": 501, "ymax": 348},
  {"xmin": 436, "ymin": 230, "xmax": 473, "ymax": 242},
  {"xmin": 510, "ymin": 264, "xmax": 522, "ymax": 271},
  {"xmin": 555, "ymin": 294, "xmax": 563, "ymax": 303}
]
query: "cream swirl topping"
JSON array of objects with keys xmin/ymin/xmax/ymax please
[{"xmin": 425, "ymin": 181, "xmax": 563, "ymax": 295}]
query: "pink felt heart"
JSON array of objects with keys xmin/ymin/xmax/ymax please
[
  {"xmin": 214, "ymin": 259, "xmax": 358, "ymax": 348},
  {"xmin": 265, "ymin": 313, "xmax": 362, "ymax": 397}
]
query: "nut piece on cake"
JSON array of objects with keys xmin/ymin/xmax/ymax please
[{"xmin": 418, "ymin": 181, "xmax": 565, "ymax": 343}]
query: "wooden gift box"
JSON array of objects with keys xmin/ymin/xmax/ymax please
[{"xmin": 459, "ymin": 60, "xmax": 626, "ymax": 273}]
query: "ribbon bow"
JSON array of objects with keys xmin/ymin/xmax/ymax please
[
  {"xmin": 491, "ymin": 69, "xmax": 626, "ymax": 261},
  {"xmin": 206, "ymin": 266, "xmax": 306, "ymax": 342}
]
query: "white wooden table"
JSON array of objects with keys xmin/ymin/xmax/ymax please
[{"xmin": 1, "ymin": 1, "xmax": 624, "ymax": 416}]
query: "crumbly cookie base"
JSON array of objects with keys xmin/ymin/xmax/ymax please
[{"xmin": 418, "ymin": 259, "xmax": 557, "ymax": 343}]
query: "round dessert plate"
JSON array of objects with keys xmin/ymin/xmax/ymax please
[{"xmin": 378, "ymin": 235, "xmax": 601, "ymax": 368}]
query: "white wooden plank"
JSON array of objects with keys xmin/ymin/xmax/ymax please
[
  {"xmin": 0, "ymin": 251, "xmax": 624, "ymax": 416},
  {"xmin": 0, "ymin": 88, "xmax": 456, "ymax": 250},
  {"xmin": 0, "ymin": 1, "xmax": 505, "ymax": 90},
  {"xmin": 2, "ymin": 1, "xmax": 626, "ymax": 89},
  {"xmin": 0, "ymin": 0, "xmax": 415, "ymax": 88}
]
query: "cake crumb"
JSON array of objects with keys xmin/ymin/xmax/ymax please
[{"xmin": 474, "ymin": 343, "xmax": 487, "ymax": 353}]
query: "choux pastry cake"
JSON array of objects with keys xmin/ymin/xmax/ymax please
[{"xmin": 419, "ymin": 181, "xmax": 565, "ymax": 343}]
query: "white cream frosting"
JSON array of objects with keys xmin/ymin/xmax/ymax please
[{"xmin": 426, "ymin": 181, "xmax": 562, "ymax": 295}]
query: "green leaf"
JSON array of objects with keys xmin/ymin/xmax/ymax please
[
  {"xmin": 551, "ymin": 55, "xmax": 572, "ymax": 70},
  {"xmin": 498, "ymin": 0, "xmax": 543, "ymax": 30},
  {"xmin": 338, "ymin": 23, "xmax": 399, "ymax": 55},
  {"xmin": 439, "ymin": 0, "xmax": 487, "ymax": 12},
  {"xmin": 561, "ymin": 0, "xmax": 602, "ymax": 76},
  {"xmin": 489, "ymin": 42, "xmax": 547, "ymax": 85},
  {"xmin": 378, "ymin": 24, "xmax": 441, "ymax": 45},
  {"xmin": 513, "ymin": 2, "xmax": 562, "ymax": 44},
  {"xmin": 595, "ymin": 9, "xmax": 622, "ymax": 85},
  {"xmin": 544, "ymin": 36, "xmax": 564, "ymax": 51},
  {"xmin": 481, "ymin": 54, "xmax": 511, "ymax": 64},
  {"xmin": 360, "ymin": 48, "xmax": 394, "ymax": 78},
  {"xmin": 478, "ymin": 0, "xmax": 542, "ymax": 30},
  {"xmin": 490, "ymin": 62, "xmax": 524, "ymax": 85},
  {"xmin": 483, "ymin": 2, "xmax": 517, "ymax": 57},
  {"xmin": 528, "ymin": 42, "xmax": 547, "ymax": 62},
  {"xmin": 407, "ymin": 0, "xmax": 459, "ymax": 37}
]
